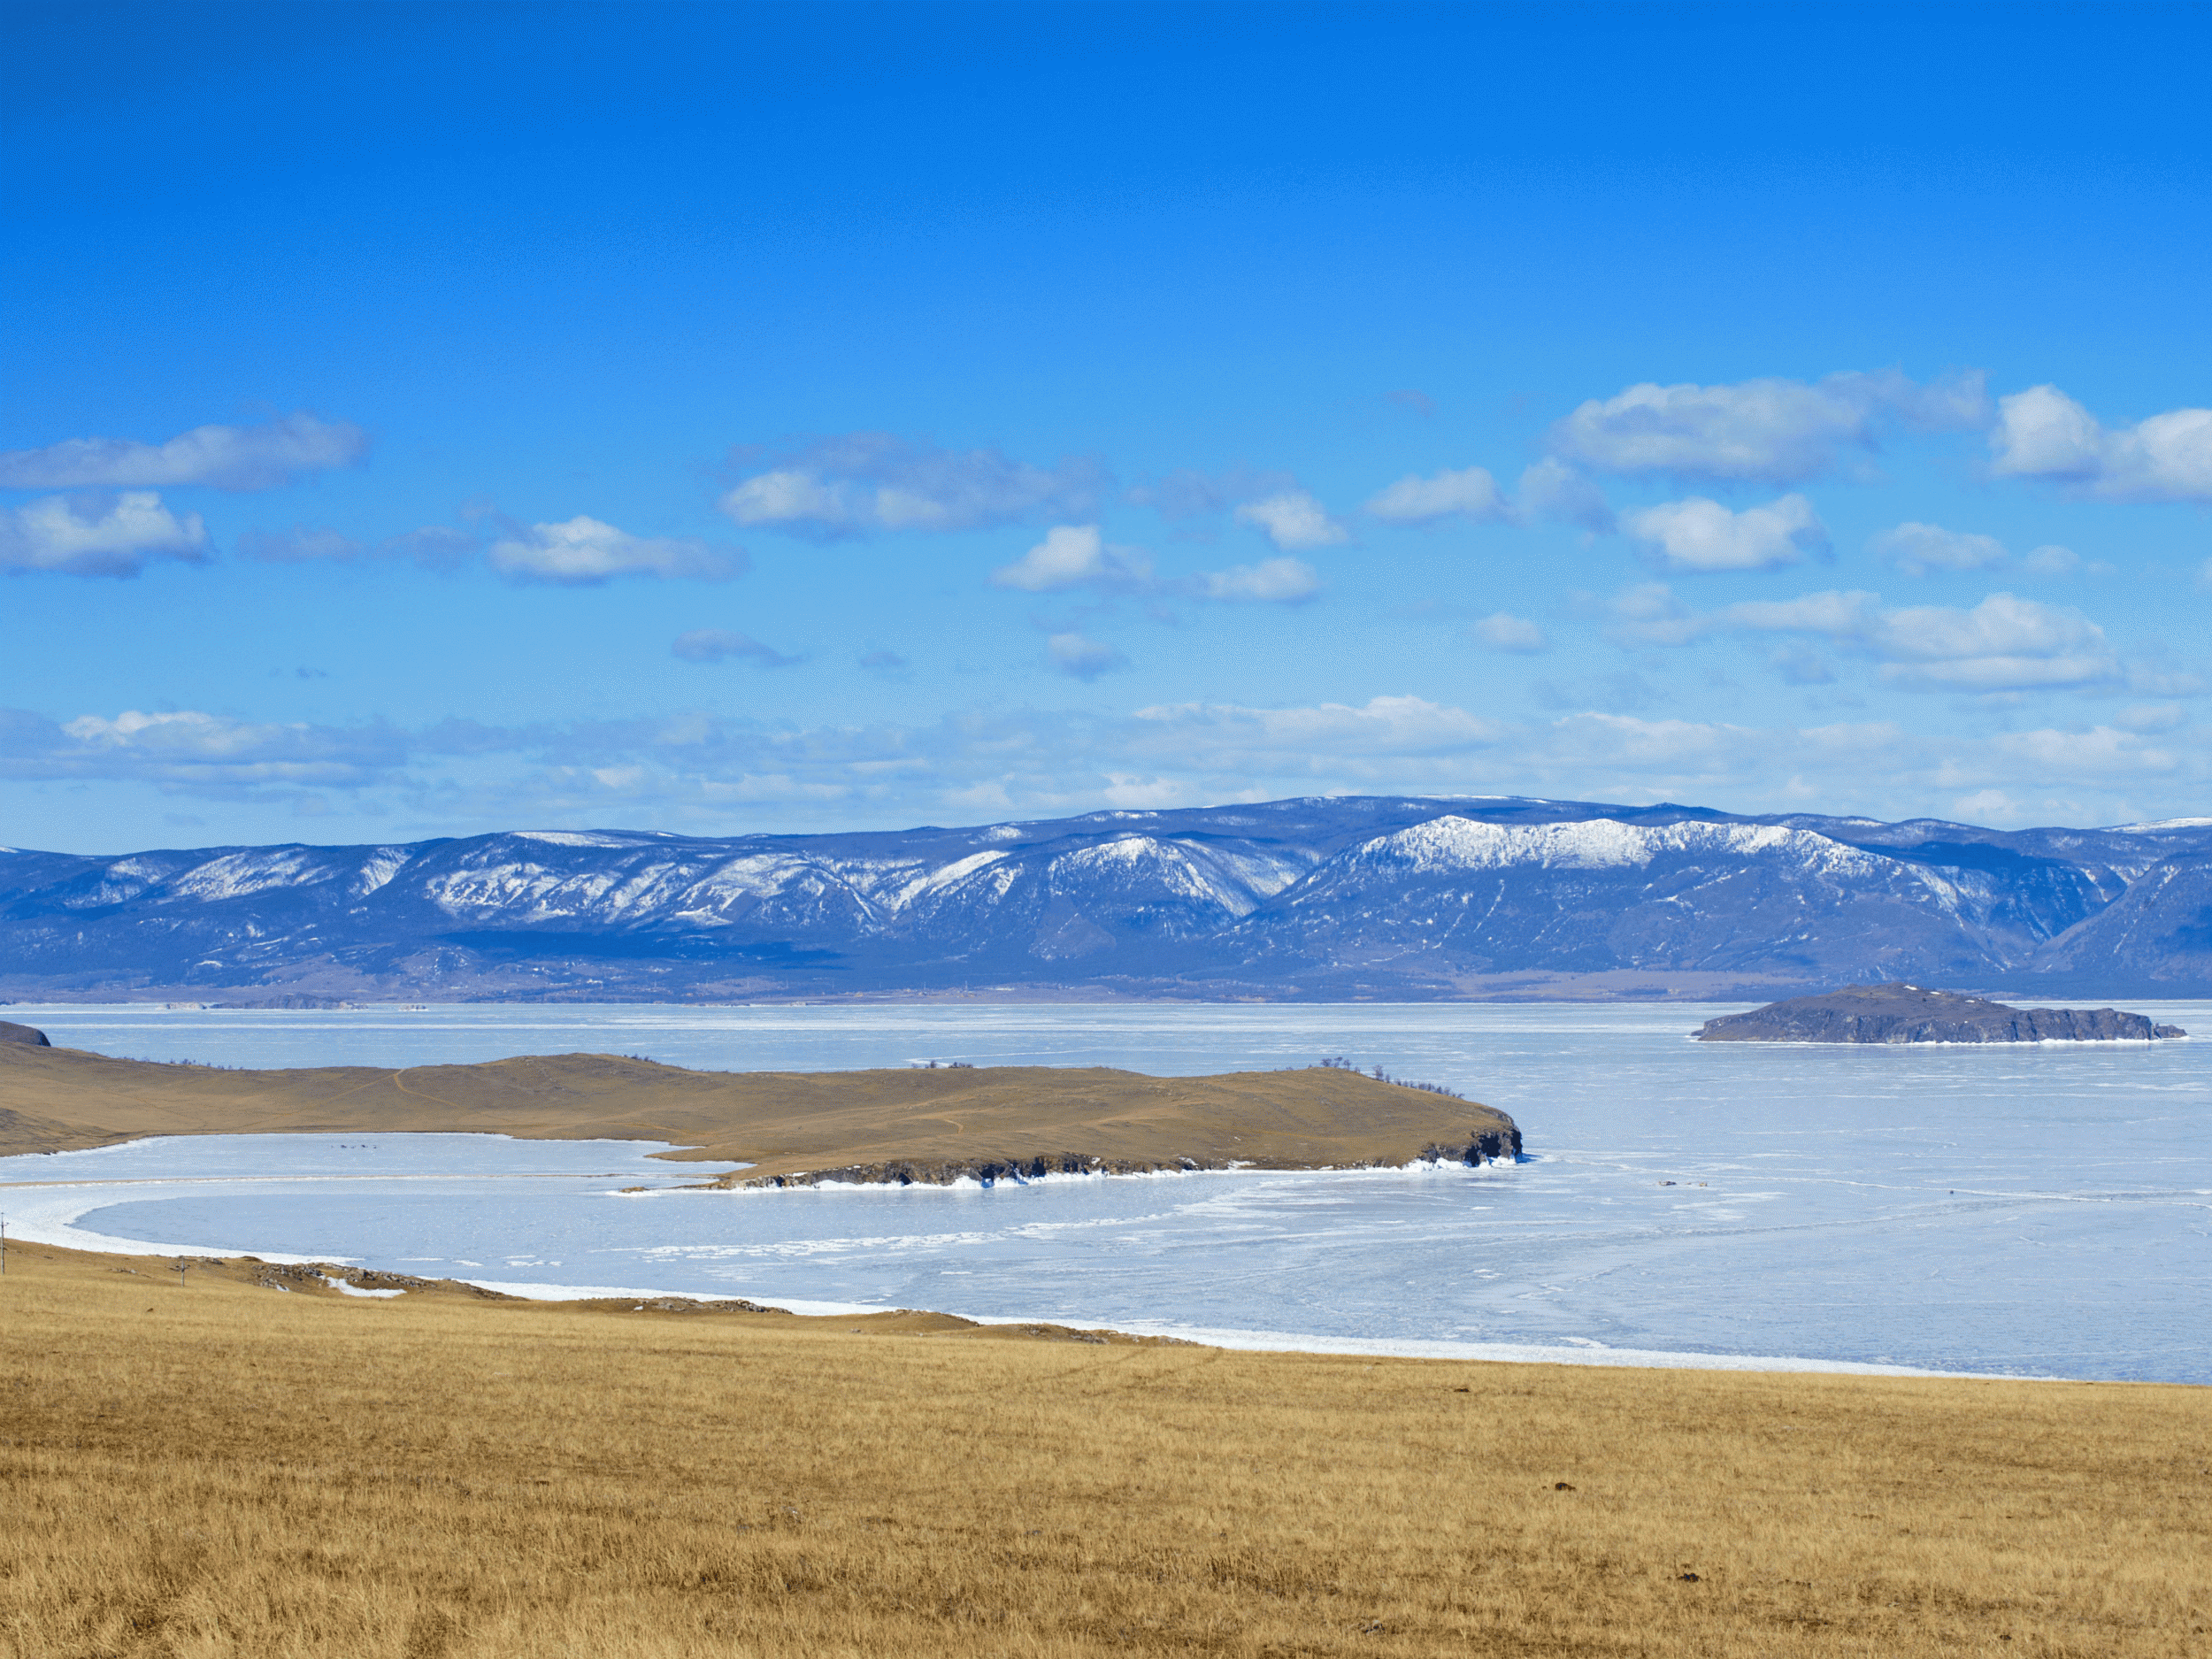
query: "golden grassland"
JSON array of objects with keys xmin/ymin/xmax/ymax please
[
  {"xmin": 2, "ymin": 1240, "xmax": 2206, "ymax": 1657},
  {"xmin": 0, "ymin": 1041, "xmax": 1516, "ymax": 1181}
]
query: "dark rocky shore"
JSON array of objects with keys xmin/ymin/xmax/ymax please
[
  {"xmin": 0, "ymin": 1022, "xmax": 50, "ymax": 1047},
  {"xmin": 1695, "ymin": 982, "xmax": 2186, "ymax": 1044},
  {"xmin": 724, "ymin": 1125, "xmax": 1524, "ymax": 1189}
]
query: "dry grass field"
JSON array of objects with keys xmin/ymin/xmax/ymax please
[
  {"xmin": 3, "ymin": 1240, "xmax": 2206, "ymax": 1658},
  {"xmin": 0, "ymin": 1041, "xmax": 1515, "ymax": 1182}
]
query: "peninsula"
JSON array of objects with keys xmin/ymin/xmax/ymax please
[
  {"xmin": 0, "ymin": 1033, "xmax": 1519, "ymax": 1182},
  {"xmin": 1694, "ymin": 982, "xmax": 2187, "ymax": 1044}
]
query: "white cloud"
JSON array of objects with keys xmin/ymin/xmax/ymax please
[
  {"xmin": 486, "ymin": 516, "xmax": 745, "ymax": 584},
  {"xmin": 1616, "ymin": 582, "xmax": 2129, "ymax": 695},
  {"xmin": 12, "ymin": 685, "xmax": 2205, "ymax": 833},
  {"xmin": 1133, "ymin": 694, "xmax": 1503, "ymax": 759},
  {"xmin": 1549, "ymin": 369, "xmax": 1988, "ymax": 484},
  {"xmin": 1515, "ymin": 458, "xmax": 1616, "ymax": 534},
  {"xmin": 1364, "ymin": 465, "xmax": 1509, "ymax": 525},
  {"xmin": 1718, "ymin": 588, "xmax": 2120, "ymax": 692},
  {"xmin": 1471, "ymin": 611, "xmax": 1548, "ymax": 653},
  {"xmin": 1722, "ymin": 589, "xmax": 1883, "ymax": 637},
  {"xmin": 1621, "ymin": 493, "xmax": 1826, "ymax": 572},
  {"xmin": 1198, "ymin": 557, "xmax": 1320, "ymax": 603},
  {"xmin": 1988, "ymin": 384, "xmax": 2212, "ymax": 503},
  {"xmin": 0, "ymin": 491, "xmax": 210, "ymax": 577},
  {"xmin": 1607, "ymin": 582, "xmax": 1708, "ymax": 647},
  {"xmin": 2023, "ymin": 544, "xmax": 2082, "ymax": 577},
  {"xmin": 1870, "ymin": 594, "xmax": 2119, "ymax": 690},
  {"xmin": 1124, "ymin": 465, "xmax": 1298, "ymax": 521},
  {"xmin": 0, "ymin": 412, "xmax": 368, "ymax": 491},
  {"xmin": 718, "ymin": 434, "xmax": 1106, "ymax": 536},
  {"xmin": 992, "ymin": 524, "xmax": 1152, "ymax": 593},
  {"xmin": 1047, "ymin": 632, "xmax": 1126, "ymax": 680},
  {"xmin": 1234, "ymin": 491, "xmax": 1350, "ymax": 551},
  {"xmin": 672, "ymin": 629, "xmax": 799, "ymax": 666},
  {"xmin": 990, "ymin": 526, "xmax": 1315, "ymax": 604},
  {"xmin": 1871, "ymin": 521, "xmax": 2010, "ymax": 576},
  {"xmin": 31, "ymin": 708, "xmax": 402, "ymax": 787}
]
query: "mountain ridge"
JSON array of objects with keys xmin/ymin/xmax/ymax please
[{"xmin": 4, "ymin": 794, "xmax": 2209, "ymax": 1002}]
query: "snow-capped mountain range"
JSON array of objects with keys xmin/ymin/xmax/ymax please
[{"xmin": 4, "ymin": 795, "xmax": 2209, "ymax": 1002}]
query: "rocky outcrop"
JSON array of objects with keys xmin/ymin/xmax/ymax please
[
  {"xmin": 725, "ymin": 1125, "xmax": 1523, "ymax": 1189},
  {"xmin": 1695, "ymin": 982, "xmax": 2186, "ymax": 1043},
  {"xmin": 0, "ymin": 1021, "xmax": 50, "ymax": 1047}
]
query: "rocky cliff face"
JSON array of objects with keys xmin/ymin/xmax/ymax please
[
  {"xmin": 0, "ymin": 1022, "xmax": 50, "ymax": 1047},
  {"xmin": 3, "ymin": 796, "xmax": 2210, "ymax": 1001},
  {"xmin": 1694, "ymin": 983, "xmax": 2188, "ymax": 1043}
]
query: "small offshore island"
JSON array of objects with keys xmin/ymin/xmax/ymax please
[{"xmin": 1696, "ymin": 982, "xmax": 2187, "ymax": 1044}]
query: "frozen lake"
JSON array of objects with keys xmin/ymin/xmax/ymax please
[{"xmin": 4, "ymin": 1001, "xmax": 2207, "ymax": 1380}]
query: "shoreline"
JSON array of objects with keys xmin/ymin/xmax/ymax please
[{"xmin": 0, "ymin": 1166, "xmax": 2082, "ymax": 1385}]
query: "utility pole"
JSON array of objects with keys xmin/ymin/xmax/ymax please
[{"xmin": 174, "ymin": 1259, "xmax": 188, "ymax": 1288}]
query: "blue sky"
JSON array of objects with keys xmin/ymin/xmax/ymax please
[{"xmin": 4, "ymin": 0, "xmax": 2208, "ymax": 853}]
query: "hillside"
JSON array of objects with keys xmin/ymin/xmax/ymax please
[
  {"xmin": 0, "ymin": 1040, "xmax": 1519, "ymax": 1181},
  {"xmin": 4, "ymin": 794, "xmax": 2209, "ymax": 1002},
  {"xmin": 8, "ymin": 1237, "xmax": 2205, "ymax": 1659}
]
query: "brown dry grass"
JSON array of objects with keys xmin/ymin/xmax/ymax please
[
  {"xmin": 2, "ymin": 1240, "xmax": 2206, "ymax": 1657},
  {"xmin": 0, "ymin": 1043, "xmax": 1512, "ymax": 1181}
]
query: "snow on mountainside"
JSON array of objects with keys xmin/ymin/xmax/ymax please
[{"xmin": 2, "ymin": 795, "xmax": 2208, "ymax": 1001}]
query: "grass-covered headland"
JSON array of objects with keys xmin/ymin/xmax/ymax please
[
  {"xmin": 2, "ymin": 1240, "xmax": 2205, "ymax": 1658},
  {"xmin": 0, "ymin": 1041, "xmax": 1519, "ymax": 1181}
]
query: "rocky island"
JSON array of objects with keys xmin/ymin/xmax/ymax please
[{"xmin": 1695, "ymin": 982, "xmax": 2187, "ymax": 1044}]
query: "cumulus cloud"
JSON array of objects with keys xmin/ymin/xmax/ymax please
[
  {"xmin": 992, "ymin": 525, "xmax": 1153, "ymax": 593},
  {"xmin": 1514, "ymin": 458, "xmax": 1617, "ymax": 534},
  {"xmin": 1124, "ymin": 465, "xmax": 1298, "ymax": 521},
  {"xmin": 1047, "ymin": 632, "xmax": 1126, "ymax": 680},
  {"xmin": 487, "ymin": 516, "xmax": 745, "ymax": 584},
  {"xmin": 1364, "ymin": 465, "xmax": 1509, "ymax": 525},
  {"xmin": 0, "ymin": 412, "xmax": 368, "ymax": 492},
  {"xmin": 1132, "ymin": 694, "xmax": 1504, "ymax": 760},
  {"xmin": 672, "ymin": 629, "xmax": 800, "ymax": 666},
  {"xmin": 1197, "ymin": 557, "xmax": 1321, "ymax": 603},
  {"xmin": 10, "ymin": 686, "xmax": 2203, "ymax": 833},
  {"xmin": 1608, "ymin": 582, "xmax": 1709, "ymax": 647},
  {"xmin": 1471, "ymin": 612, "xmax": 1549, "ymax": 653},
  {"xmin": 719, "ymin": 434, "xmax": 1106, "ymax": 537},
  {"xmin": 1235, "ymin": 490, "xmax": 1350, "ymax": 551},
  {"xmin": 1621, "ymin": 493, "xmax": 1827, "ymax": 572},
  {"xmin": 1722, "ymin": 588, "xmax": 2121, "ymax": 691},
  {"xmin": 1987, "ymin": 384, "xmax": 2212, "ymax": 503},
  {"xmin": 1871, "ymin": 521, "xmax": 2010, "ymax": 577},
  {"xmin": 0, "ymin": 491, "xmax": 210, "ymax": 577},
  {"xmin": 990, "ymin": 525, "xmax": 1317, "ymax": 604},
  {"xmin": 1868, "ymin": 595, "xmax": 2119, "ymax": 691},
  {"xmin": 1610, "ymin": 582, "xmax": 2129, "ymax": 694},
  {"xmin": 8, "ymin": 707, "xmax": 405, "ymax": 790},
  {"xmin": 1549, "ymin": 369, "xmax": 1989, "ymax": 484}
]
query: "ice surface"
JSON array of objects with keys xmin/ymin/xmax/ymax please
[{"xmin": 5, "ymin": 1002, "xmax": 2208, "ymax": 1380}]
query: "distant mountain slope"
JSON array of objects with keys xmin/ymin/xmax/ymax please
[{"xmin": 4, "ymin": 795, "xmax": 2208, "ymax": 1001}]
